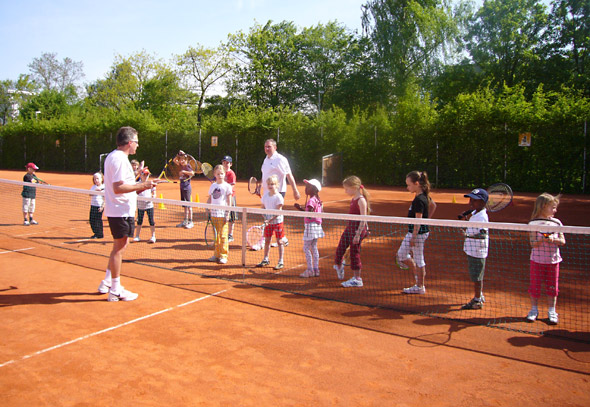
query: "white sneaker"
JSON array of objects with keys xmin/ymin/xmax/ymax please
[
  {"xmin": 526, "ymin": 309, "xmax": 538, "ymax": 322},
  {"xmin": 148, "ymin": 236, "xmax": 156, "ymax": 243},
  {"xmin": 176, "ymin": 220, "xmax": 187, "ymax": 228},
  {"xmin": 184, "ymin": 221, "xmax": 194, "ymax": 229},
  {"xmin": 30, "ymin": 220, "xmax": 38, "ymax": 225},
  {"xmin": 342, "ymin": 277, "xmax": 363, "ymax": 287},
  {"xmin": 107, "ymin": 287, "xmax": 138, "ymax": 302},
  {"xmin": 218, "ymin": 258, "xmax": 227, "ymax": 264},
  {"xmin": 97, "ymin": 280, "xmax": 111, "ymax": 294},
  {"xmin": 23, "ymin": 220, "xmax": 30, "ymax": 226},
  {"xmin": 548, "ymin": 310, "xmax": 559, "ymax": 325},
  {"xmin": 333, "ymin": 264, "xmax": 345, "ymax": 280},
  {"xmin": 403, "ymin": 284, "xmax": 426, "ymax": 294},
  {"xmin": 228, "ymin": 235, "xmax": 234, "ymax": 242},
  {"xmin": 133, "ymin": 236, "xmax": 140, "ymax": 242},
  {"xmin": 208, "ymin": 255, "xmax": 218, "ymax": 262}
]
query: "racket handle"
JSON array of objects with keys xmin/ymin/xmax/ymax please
[{"xmin": 458, "ymin": 210, "xmax": 471, "ymax": 220}]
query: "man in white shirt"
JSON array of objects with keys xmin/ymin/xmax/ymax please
[
  {"xmin": 97, "ymin": 126, "xmax": 158, "ymax": 301},
  {"xmin": 261, "ymin": 139, "xmax": 300, "ymax": 201}
]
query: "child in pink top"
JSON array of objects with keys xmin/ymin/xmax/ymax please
[
  {"xmin": 294, "ymin": 179, "xmax": 324, "ymax": 277},
  {"xmin": 526, "ymin": 193, "xmax": 566, "ymax": 325}
]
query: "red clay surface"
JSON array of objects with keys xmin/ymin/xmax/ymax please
[{"xmin": 1, "ymin": 170, "xmax": 589, "ymax": 406}]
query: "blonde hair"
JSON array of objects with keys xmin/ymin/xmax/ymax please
[
  {"xmin": 343, "ymin": 175, "xmax": 371, "ymax": 213},
  {"xmin": 267, "ymin": 174, "xmax": 279, "ymax": 186},
  {"xmin": 531, "ymin": 193, "xmax": 561, "ymax": 220},
  {"xmin": 130, "ymin": 159, "xmax": 139, "ymax": 166},
  {"xmin": 214, "ymin": 164, "xmax": 225, "ymax": 175},
  {"xmin": 92, "ymin": 172, "xmax": 103, "ymax": 183}
]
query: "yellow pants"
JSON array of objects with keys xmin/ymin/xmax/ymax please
[{"xmin": 211, "ymin": 217, "xmax": 229, "ymax": 259}]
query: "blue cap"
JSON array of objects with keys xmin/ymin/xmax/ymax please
[
  {"xmin": 464, "ymin": 188, "xmax": 488, "ymax": 203},
  {"xmin": 222, "ymin": 155, "xmax": 232, "ymax": 163}
]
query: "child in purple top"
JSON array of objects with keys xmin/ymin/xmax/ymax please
[{"xmin": 295, "ymin": 179, "xmax": 324, "ymax": 277}]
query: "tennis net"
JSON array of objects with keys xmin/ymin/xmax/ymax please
[{"xmin": 1, "ymin": 179, "xmax": 588, "ymax": 340}]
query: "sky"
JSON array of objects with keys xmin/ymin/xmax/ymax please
[{"xmin": 0, "ymin": 0, "xmax": 367, "ymax": 85}]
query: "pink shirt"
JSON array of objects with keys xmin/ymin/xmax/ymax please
[{"xmin": 304, "ymin": 195, "xmax": 322, "ymax": 224}]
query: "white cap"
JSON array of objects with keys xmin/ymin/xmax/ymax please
[{"xmin": 303, "ymin": 179, "xmax": 322, "ymax": 192}]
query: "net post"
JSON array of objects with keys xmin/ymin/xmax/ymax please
[{"xmin": 241, "ymin": 207, "xmax": 248, "ymax": 272}]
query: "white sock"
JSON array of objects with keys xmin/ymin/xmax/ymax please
[
  {"xmin": 111, "ymin": 277, "xmax": 121, "ymax": 293},
  {"xmin": 548, "ymin": 306, "xmax": 556, "ymax": 313},
  {"xmin": 104, "ymin": 269, "xmax": 112, "ymax": 284}
]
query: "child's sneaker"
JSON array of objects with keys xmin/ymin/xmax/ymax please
[
  {"xmin": 461, "ymin": 297, "xmax": 484, "ymax": 310},
  {"xmin": 133, "ymin": 236, "xmax": 140, "ymax": 242},
  {"xmin": 107, "ymin": 287, "xmax": 139, "ymax": 302},
  {"xmin": 185, "ymin": 221, "xmax": 194, "ymax": 229},
  {"xmin": 273, "ymin": 262, "xmax": 284, "ymax": 270},
  {"xmin": 23, "ymin": 220, "xmax": 30, "ymax": 226},
  {"xmin": 300, "ymin": 270, "xmax": 315, "ymax": 278},
  {"xmin": 176, "ymin": 220, "xmax": 187, "ymax": 228},
  {"xmin": 525, "ymin": 309, "xmax": 538, "ymax": 322},
  {"xmin": 256, "ymin": 259, "xmax": 270, "ymax": 267},
  {"xmin": 97, "ymin": 280, "xmax": 111, "ymax": 294},
  {"xmin": 30, "ymin": 220, "xmax": 38, "ymax": 225},
  {"xmin": 403, "ymin": 285, "xmax": 426, "ymax": 294},
  {"xmin": 218, "ymin": 258, "xmax": 228, "ymax": 264},
  {"xmin": 208, "ymin": 256, "xmax": 218, "ymax": 262},
  {"xmin": 333, "ymin": 264, "xmax": 345, "ymax": 280},
  {"xmin": 342, "ymin": 277, "xmax": 363, "ymax": 287},
  {"xmin": 228, "ymin": 235, "xmax": 234, "ymax": 242},
  {"xmin": 548, "ymin": 310, "xmax": 559, "ymax": 325},
  {"xmin": 148, "ymin": 236, "xmax": 156, "ymax": 244}
]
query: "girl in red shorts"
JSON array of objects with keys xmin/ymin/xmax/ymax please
[{"xmin": 527, "ymin": 193, "xmax": 566, "ymax": 324}]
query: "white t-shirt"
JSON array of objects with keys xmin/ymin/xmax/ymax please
[
  {"xmin": 208, "ymin": 182, "xmax": 233, "ymax": 218},
  {"xmin": 90, "ymin": 184, "xmax": 104, "ymax": 208},
  {"xmin": 104, "ymin": 149, "xmax": 137, "ymax": 217},
  {"xmin": 463, "ymin": 208, "xmax": 489, "ymax": 258},
  {"xmin": 261, "ymin": 152, "xmax": 292, "ymax": 194},
  {"xmin": 137, "ymin": 184, "xmax": 155, "ymax": 210},
  {"xmin": 261, "ymin": 192, "xmax": 284, "ymax": 224}
]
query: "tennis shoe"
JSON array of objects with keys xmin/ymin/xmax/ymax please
[
  {"xmin": 300, "ymin": 270, "xmax": 315, "ymax": 278},
  {"xmin": 97, "ymin": 280, "xmax": 111, "ymax": 294},
  {"xmin": 342, "ymin": 277, "xmax": 363, "ymax": 287},
  {"xmin": 333, "ymin": 264, "xmax": 345, "ymax": 280},
  {"xmin": 218, "ymin": 258, "xmax": 228, "ymax": 264},
  {"xmin": 403, "ymin": 285, "xmax": 426, "ymax": 294},
  {"xmin": 281, "ymin": 237, "xmax": 289, "ymax": 246},
  {"xmin": 228, "ymin": 235, "xmax": 234, "ymax": 242},
  {"xmin": 148, "ymin": 236, "xmax": 156, "ymax": 243},
  {"xmin": 176, "ymin": 220, "xmax": 187, "ymax": 228},
  {"xmin": 30, "ymin": 220, "xmax": 38, "ymax": 225},
  {"xmin": 108, "ymin": 287, "xmax": 138, "ymax": 302},
  {"xmin": 548, "ymin": 310, "xmax": 559, "ymax": 325},
  {"xmin": 256, "ymin": 259, "xmax": 269, "ymax": 267},
  {"xmin": 208, "ymin": 255, "xmax": 218, "ymax": 262},
  {"xmin": 184, "ymin": 221, "xmax": 194, "ymax": 229},
  {"xmin": 525, "ymin": 309, "xmax": 538, "ymax": 322},
  {"xmin": 23, "ymin": 220, "xmax": 30, "ymax": 226},
  {"xmin": 273, "ymin": 262, "xmax": 284, "ymax": 270},
  {"xmin": 461, "ymin": 297, "xmax": 484, "ymax": 310},
  {"xmin": 133, "ymin": 236, "xmax": 140, "ymax": 242}
]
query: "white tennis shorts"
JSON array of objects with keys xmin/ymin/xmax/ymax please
[
  {"xmin": 397, "ymin": 232, "xmax": 429, "ymax": 268},
  {"xmin": 22, "ymin": 198, "xmax": 36, "ymax": 213}
]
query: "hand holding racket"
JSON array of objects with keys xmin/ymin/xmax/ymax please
[
  {"xmin": 248, "ymin": 177, "xmax": 262, "ymax": 197},
  {"xmin": 528, "ymin": 218, "xmax": 566, "ymax": 245},
  {"xmin": 32, "ymin": 175, "xmax": 50, "ymax": 185}
]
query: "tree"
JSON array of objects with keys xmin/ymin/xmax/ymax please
[
  {"xmin": 361, "ymin": 0, "xmax": 462, "ymax": 97},
  {"xmin": 465, "ymin": 0, "xmax": 548, "ymax": 89},
  {"xmin": 0, "ymin": 75, "xmax": 37, "ymax": 125},
  {"xmin": 176, "ymin": 44, "xmax": 232, "ymax": 125},
  {"xmin": 28, "ymin": 52, "xmax": 84, "ymax": 93}
]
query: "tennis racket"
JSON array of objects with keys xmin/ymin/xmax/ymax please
[
  {"xmin": 248, "ymin": 177, "xmax": 262, "ymax": 196},
  {"xmin": 204, "ymin": 214, "xmax": 217, "ymax": 247},
  {"xmin": 486, "ymin": 183, "xmax": 513, "ymax": 212},
  {"xmin": 246, "ymin": 224, "xmax": 265, "ymax": 250},
  {"xmin": 198, "ymin": 162, "xmax": 215, "ymax": 182},
  {"xmin": 156, "ymin": 152, "xmax": 197, "ymax": 183},
  {"xmin": 32, "ymin": 175, "xmax": 49, "ymax": 185},
  {"xmin": 529, "ymin": 218, "xmax": 562, "ymax": 239}
]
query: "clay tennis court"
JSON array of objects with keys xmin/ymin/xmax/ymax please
[{"xmin": 1, "ymin": 169, "xmax": 589, "ymax": 406}]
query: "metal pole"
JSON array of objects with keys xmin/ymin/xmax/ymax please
[
  {"xmin": 165, "ymin": 130, "xmax": 168, "ymax": 160},
  {"xmin": 583, "ymin": 120, "xmax": 587, "ymax": 193},
  {"xmin": 277, "ymin": 127, "xmax": 280, "ymax": 144},
  {"xmin": 436, "ymin": 140, "xmax": 439, "ymax": 188},
  {"xmin": 504, "ymin": 123, "xmax": 507, "ymax": 182},
  {"xmin": 198, "ymin": 128, "xmax": 202, "ymax": 160},
  {"xmin": 235, "ymin": 135, "xmax": 238, "ymax": 176},
  {"xmin": 84, "ymin": 134, "xmax": 87, "ymax": 172}
]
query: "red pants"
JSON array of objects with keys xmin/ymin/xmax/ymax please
[
  {"xmin": 528, "ymin": 261, "xmax": 560, "ymax": 298},
  {"xmin": 335, "ymin": 226, "xmax": 367, "ymax": 271}
]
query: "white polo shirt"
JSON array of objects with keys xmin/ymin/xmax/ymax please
[
  {"xmin": 463, "ymin": 208, "xmax": 489, "ymax": 259},
  {"xmin": 261, "ymin": 152, "xmax": 292, "ymax": 194},
  {"xmin": 104, "ymin": 149, "xmax": 137, "ymax": 217}
]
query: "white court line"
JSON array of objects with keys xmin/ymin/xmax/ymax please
[
  {"xmin": 0, "ymin": 289, "xmax": 227, "ymax": 369},
  {"xmin": 0, "ymin": 247, "xmax": 35, "ymax": 255}
]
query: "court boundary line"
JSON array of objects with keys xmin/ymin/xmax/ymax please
[
  {"xmin": 0, "ymin": 247, "xmax": 34, "ymax": 255},
  {"xmin": 0, "ymin": 289, "xmax": 227, "ymax": 369}
]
